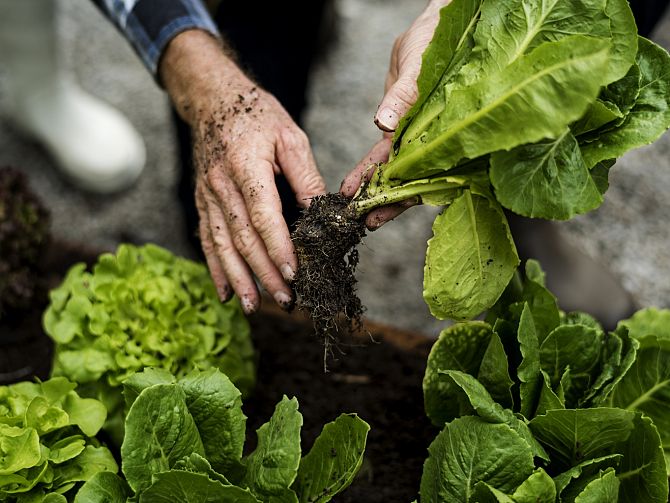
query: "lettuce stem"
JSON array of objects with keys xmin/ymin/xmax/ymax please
[{"xmin": 349, "ymin": 176, "xmax": 465, "ymax": 217}]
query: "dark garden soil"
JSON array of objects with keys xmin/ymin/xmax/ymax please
[
  {"xmin": 245, "ymin": 306, "xmax": 437, "ymax": 503},
  {"xmin": 0, "ymin": 241, "xmax": 99, "ymax": 385},
  {"xmin": 0, "ymin": 241, "xmax": 438, "ymax": 502}
]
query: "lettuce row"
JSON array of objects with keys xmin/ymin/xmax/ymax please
[
  {"xmin": 349, "ymin": 0, "xmax": 670, "ymax": 322},
  {"xmin": 419, "ymin": 260, "xmax": 670, "ymax": 502},
  {"xmin": 73, "ymin": 368, "xmax": 369, "ymax": 503},
  {"xmin": 0, "ymin": 378, "xmax": 116, "ymax": 502},
  {"xmin": 43, "ymin": 244, "xmax": 255, "ymax": 445}
]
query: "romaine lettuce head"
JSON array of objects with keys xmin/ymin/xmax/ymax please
[
  {"xmin": 43, "ymin": 244, "xmax": 255, "ymax": 443},
  {"xmin": 0, "ymin": 377, "xmax": 116, "ymax": 500}
]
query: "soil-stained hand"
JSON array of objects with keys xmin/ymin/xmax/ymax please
[
  {"xmin": 161, "ymin": 30, "xmax": 326, "ymax": 314},
  {"xmin": 341, "ymin": 0, "xmax": 451, "ymax": 229}
]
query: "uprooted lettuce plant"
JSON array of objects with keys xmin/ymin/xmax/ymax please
[
  {"xmin": 416, "ymin": 259, "xmax": 670, "ymax": 502},
  {"xmin": 0, "ymin": 377, "xmax": 116, "ymax": 501},
  {"xmin": 43, "ymin": 244, "xmax": 255, "ymax": 445},
  {"xmin": 292, "ymin": 0, "xmax": 670, "ymax": 347},
  {"xmin": 73, "ymin": 368, "xmax": 369, "ymax": 503}
]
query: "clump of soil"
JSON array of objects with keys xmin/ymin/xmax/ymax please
[{"xmin": 291, "ymin": 194, "xmax": 367, "ymax": 360}]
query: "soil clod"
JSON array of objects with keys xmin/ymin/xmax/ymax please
[{"xmin": 291, "ymin": 193, "xmax": 366, "ymax": 363}]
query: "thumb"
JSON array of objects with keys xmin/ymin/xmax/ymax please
[{"xmin": 374, "ymin": 75, "xmax": 419, "ymax": 133}]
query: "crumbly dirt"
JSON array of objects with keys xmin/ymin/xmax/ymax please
[
  {"xmin": 0, "ymin": 241, "xmax": 99, "ymax": 385},
  {"xmin": 245, "ymin": 310, "xmax": 436, "ymax": 503},
  {"xmin": 291, "ymin": 194, "xmax": 367, "ymax": 363}
]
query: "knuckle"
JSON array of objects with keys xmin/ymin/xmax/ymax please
[
  {"xmin": 250, "ymin": 208, "xmax": 279, "ymax": 237},
  {"xmin": 280, "ymin": 127, "xmax": 309, "ymax": 152},
  {"xmin": 393, "ymin": 79, "xmax": 419, "ymax": 107},
  {"xmin": 232, "ymin": 227, "xmax": 256, "ymax": 257}
]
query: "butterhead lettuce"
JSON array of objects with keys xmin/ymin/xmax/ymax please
[
  {"xmin": 43, "ymin": 244, "xmax": 255, "ymax": 445},
  {"xmin": 0, "ymin": 377, "xmax": 116, "ymax": 501}
]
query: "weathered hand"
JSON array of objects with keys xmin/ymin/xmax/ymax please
[
  {"xmin": 341, "ymin": 0, "xmax": 450, "ymax": 229},
  {"xmin": 161, "ymin": 30, "xmax": 325, "ymax": 314}
]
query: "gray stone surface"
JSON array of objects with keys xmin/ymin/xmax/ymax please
[{"xmin": 0, "ymin": 0, "xmax": 668, "ymax": 336}]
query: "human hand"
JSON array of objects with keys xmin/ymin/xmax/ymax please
[
  {"xmin": 341, "ymin": 0, "xmax": 450, "ymax": 229},
  {"xmin": 160, "ymin": 30, "xmax": 326, "ymax": 314}
]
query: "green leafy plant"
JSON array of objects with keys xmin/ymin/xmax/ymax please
[
  {"xmin": 417, "ymin": 260, "xmax": 670, "ymax": 502},
  {"xmin": 293, "ymin": 0, "xmax": 670, "ymax": 335},
  {"xmin": 74, "ymin": 368, "xmax": 370, "ymax": 503},
  {"xmin": 0, "ymin": 377, "xmax": 116, "ymax": 502},
  {"xmin": 0, "ymin": 167, "xmax": 50, "ymax": 319},
  {"xmin": 43, "ymin": 244, "xmax": 255, "ymax": 445},
  {"xmin": 352, "ymin": 0, "xmax": 670, "ymax": 321}
]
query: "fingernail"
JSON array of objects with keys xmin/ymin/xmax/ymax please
[
  {"xmin": 280, "ymin": 263, "xmax": 295, "ymax": 282},
  {"xmin": 241, "ymin": 296, "xmax": 256, "ymax": 315},
  {"xmin": 375, "ymin": 107, "xmax": 399, "ymax": 132},
  {"xmin": 274, "ymin": 291, "xmax": 294, "ymax": 311},
  {"xmin": 217, "ymin": 285, "xmax": 231, "ymax": 303}
]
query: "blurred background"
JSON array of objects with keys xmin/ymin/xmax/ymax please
[{"xmin": 0, "ymin": 0, "xmax": 668, "ymax": 336}]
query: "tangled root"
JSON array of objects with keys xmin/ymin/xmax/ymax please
[{"xmin": 291, "ymin": 194, "xmax": 366, "ymax": 366}]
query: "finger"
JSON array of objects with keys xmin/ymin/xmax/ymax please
[
  {"xmin": 365, "ymin": 197, "xmax": 420, "ymax": 230},
  {"xmin": 196, "ymin": 186, "xmax": 231, "ymax": 302},
  {"xmin": 276, "ymin": 126, "xmax": 326, "ymax": 207},
  {"xmin": 202, "ymin": 185, "xmax": 261, "ymax": 314},
  {"xmin": 340, "ymin": 137, "xmax": 393, "ymax": 197},
  {"xmin": 374, "ymin": 75, "xmax": 419, "ymax": 132},
  {"xmin": 226, "ymin": 158, "xmax": 298, "ymax": 282},
  {"xmin": 207, "ymin": 174, "xmax": 294, "ymax": 309},
  {"xmin": 223, "ymin": 185, "xmax": 294, "ymax": 310}
]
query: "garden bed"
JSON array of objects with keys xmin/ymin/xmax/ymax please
[
  {"xmin": 246, "ymin": 306, "xmax": 437, "ymax": 502},
  {"xmin": 0, "ymin": 240, "xmax": 438, "ymax": 502}
]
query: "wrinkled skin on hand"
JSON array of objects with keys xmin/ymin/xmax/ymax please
[
  {"xmin": 161, "ymin": 30, "xmax": 325, "ymax": 313},
  {"xmin": 193, "ymin": 87, "xmax": 325, "ymax": 313},
  {"xmin": 341, "ymin": 0, "xmax": 451, "ymax": 228}
]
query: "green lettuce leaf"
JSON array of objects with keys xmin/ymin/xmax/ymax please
[
  {"xmin": 619, "ymin": 307, "xmax": 670, "ymax": 340},
  {"xmin": 490, "ymin": 129, "xmax": 603, "ymax": 220},
  {"xmin": 121, "ymin": 384, "xmax": 205, "ymax": 493},
  {"xmin": 477, "ymin": 332, "xmax": 514, "ymax": 409},
  {"xmin": 178, "ymin": 369, "xmax": 246, "ymax": 475},
  {"xmin": 382, "ymin": 35, "xmax": 610, "ymax": 181},
  {"xmin": 529, "ymin": 408, "xmax": 634, "ymax": 470},
  {"xmin": 74, "ymin": 472, "xmax": 130, "ymax": 503},
  {"xmin": 573, "ymin": 468, "xmax": 620, "ymax": 502},
  {"xmin": 243, "ymin": 397, "xmax": 302, "ymax": 503},
  {"xmin": 420, "ymin": 416, "xmax": 535, "ymax": 502},
  {"xmin": 423, "ymin": 191, "xmax": 518, "ymax": 320},
  {"xmin": 423, "ymin": 321, "xmax": 493, "ymax": 425},
  {"xmin": 292, "ymin": 414, "xmax": 369, "ymax": 503},
  {"xmin": 139, "ymin": 471, "xmax": 260, "ymax": 503},
  {"xmin": 580, "ymin": 37, "xmax": 670, "ymax": 167},
  {"xmin": 609, "ymin": 334, "xmax": 670, "ymax": 470}
]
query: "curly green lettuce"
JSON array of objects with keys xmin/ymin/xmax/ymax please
[
  {"xmin": 0, "ymin": 377, "xmax": 116, "ymax": 502},
  {"xmin": 43, "ymin": 244, "xmax": 255, "ymax": 445}
]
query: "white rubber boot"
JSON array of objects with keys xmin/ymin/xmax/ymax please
[{"xmin": 0, "ymin": 0, "xmax": 145, "ymax": 193}]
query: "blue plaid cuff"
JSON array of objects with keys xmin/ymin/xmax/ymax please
[{"xmin": 92, "ymin": 0, "xmax": 221, "ymax": 77}]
